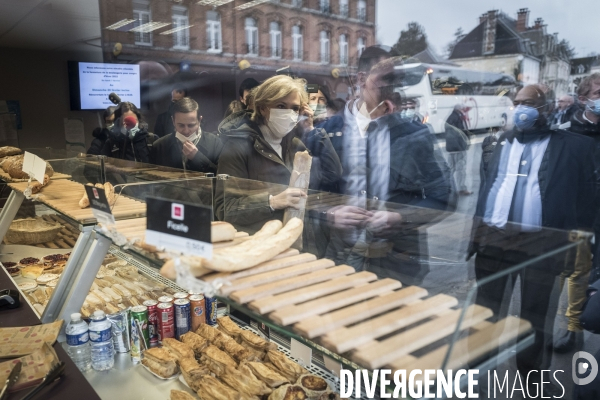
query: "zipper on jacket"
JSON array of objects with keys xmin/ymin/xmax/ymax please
[{"xmin": 422, "ymin": 188, "xmax": 426, "ymax": 199}]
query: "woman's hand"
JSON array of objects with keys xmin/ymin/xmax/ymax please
[
  {"xmin": 298, "ymin": 103, "xmax": 314, "ymax": 132},
  {"xmin": 269, "ymin": 188, "xmax": 308, "ymax": 210}
]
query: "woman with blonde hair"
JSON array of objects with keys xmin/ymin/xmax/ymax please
[{"xmin": 216, "ymin": 74, "xmax": 341, "ymax": 231}]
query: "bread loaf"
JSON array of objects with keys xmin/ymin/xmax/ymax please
[
  {"xmin": 202, "ymin": 218, "xmax": 303, "ymax": 272},
  {"xmin": 7, "ymin": 158, "xmax": 54, "ymax": 179},
  {"xmin": 0, "ymin": 146, "xmax": 22, "ymax": 158},
  {"xmin": 142, "ymin": 348, "xmax": 178, "ymax": 378}
]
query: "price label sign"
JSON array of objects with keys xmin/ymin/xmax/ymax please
[
  {"xmin": 84, "ymin": 186, "xmax": 115, "ymax": 226},
  {"xmin": 145, "ymin": 197, "xmax": 212, "ymax": 258},
  {"xmin": 22, "ymin": 152, "xmax": 47, "ymax": 184},
  {"xmin": 290, "ymin": 338, "xmax": 312, "ymax": 368}
]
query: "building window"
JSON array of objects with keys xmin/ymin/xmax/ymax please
[
  {"xmin": 270, "ymin": 21, "xmax": 282, "ymax": 58},
  {"xmin": 339, "ymin": 0, "xmax": 348, "ymax": 17},
  {"xmin": 320, "ymin": 30, "xmax": 330, "ymax": 63},
  {"xmin": 292, "ymin": 25, "xmax": 303, "ymax": 61},
  {"xmin": 245, "ymin": 17, "xmax": 258, "ymax": 55},
  {"xmin": 357, "ymin": 0, "xmax": 366, "ymax": 21},
  {"xmin": 172, "ymin": 6, "xmax": 189, "ymax": 50},
  {"xmin": 319, "ymin": 0, "xmax": 330, "ymax": 13},
  {"xmin": 292, "ymin": 0, "xmax": 302, "ymax": 7},
  {"xmin": 206, "ymin": 11, "xmax": 222, "ymax": 52},
  {"xmin": 339, "ymin": 34, "xmax": 348, "ymax": 65},
  {"xmin": 357, "ymin": 36, "xmax": 365, "ymax": 56},
  {"xmin": 133, "ymin": 0, "xmax": 152, "ymax": 46}
]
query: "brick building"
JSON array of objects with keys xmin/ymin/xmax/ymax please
[{"xmin": 99, "ymin": 0, "xmax": 376, "ymax": 130}]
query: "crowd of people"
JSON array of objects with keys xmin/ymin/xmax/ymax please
[{"xmin": 85, "ymin": 45, "xmax": 600, "ymax": 398}]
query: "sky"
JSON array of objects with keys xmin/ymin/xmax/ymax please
[{"xmin": 375, "ymin": 0, "xmax": 596, "ymax": 58}]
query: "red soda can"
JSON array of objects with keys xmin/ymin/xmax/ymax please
[
  {"xmin": 157, "ymin": 302, "xmax": 175, "ymax": 343},
  {"xmin": 143, "ymin": 300, "xmax": 159, "ymax": 347},
  {"xmin": 189, "ymin": 295, "xmax": 206, "ymax": 332}
]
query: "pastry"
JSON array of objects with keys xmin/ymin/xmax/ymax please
[
  {"xmin": 170, "ymin": 390, "xmax": 196, "ymax": 400},
  {"xmin": 239, "ymin": 330, "xmax": 276, "ymax": 359},
  {"xmin": 214, "ymin": 333, "xmax": 256, "ymax": 362},
  {"xmin": 217, "ymin": 316, "xmax": 243, "ymax": 339},
  {"xmin": 142, "ymin": 348, "xmax": 179, "ymax": 378},
  {"xmin": 295, "ymin": 375, "xmax": 330, "ymax": 399},
  {"xmin": 104, "ymin": 303, "xmax": 120, "ymax": 314},
  {"xmin": 21, "ymin": 266, "xmax": 44, "ymax": 279},
  {"xmin": 179, "ymin": 357, "xmax": 209, "ymax": 391},
  {"xmin": 85, "ymin": 292, "xmax": 104, "ymax": 306},
  {"xmin": 112, "ymin": 284, "xmax": 132, "ymax": 298},
  {"xmin": 47, "ymin": 279, "xmax": 58, "ymax": 288},
  {"xmin": 92, "ymin": 289, "xmax": 112, "ymax": 303},
  {"xmin": 18, "ymin": 257, "xmax": 40, "ymax": 267},
  {"xmin": 36, "ymin": 273, "xmax": 59, "ymax": 284},
  {"xmin": 200, "ymin": 345, "xmax": 238, "ymax": 376},
  {"xmin": 18, "ymin": 281, "xmax": 38, "ymax": 292},
  {"xmin": 31, "ymin": 288, "xmax": 47, "ymax": 303},
  {"xmin": 267, "ymin": 350, "xmax": 307, "ymax": 382},
  {"xmin": 2, "ymin": 261, "xmax": 17, "ymax": 269},
  {"xmin": 180, "ymin": 331, "xmax": 208, "ymax": 357},
  {"xmin": 102, "ymin": 287, "xmax": 122, "ymax": 302},
  {"xmin": 162, "ymin": 338, "xmax": 195, "ymax": 361},
  {"xmin": 196, "ymin": 323, "xmax": 223, "ymax": 343},
  {"xmin": 221, "ymin": 365, "xmax": 272, "ymax": 397},
  {"xmin": 244, "ymin": 362, "xmax": 289, "ymax": 388},
  {"xmin": 268, "ymin": 385, "xmax": 308, "ymax": 400},
  {"xmin": 317, "ymin": 393, "xmax": 339, "ymax": 400},
  {"xmin": 30, "ymin": 174, "xmax": 50, "ymax": 193},
  {"xmin": 194, "ymin": 375, "xmax": 241, "ymax": 400},
  {"xmin": 6, "ymin": 266, "xmax": 20, "ymax": 277},
  {"xmin": 44, "ymin": 266, "xmax": 64, "ymax": 275}
]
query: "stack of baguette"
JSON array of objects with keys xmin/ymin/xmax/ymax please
[
  {"xmin": 79, "ymin": 182, "xmax": 117, "ymax": 208},
  {"xmin": 154, "ymin": 316, "xmax": 338, "ymax": 400},
  {"xmin": 160, "ymin": 218, "xmax": 304, "ymax": 281}
]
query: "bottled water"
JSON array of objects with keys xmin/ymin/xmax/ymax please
[
  {"xmin": 65, "ymin": 313, "xmax": 91, "ymax": 372},
  {"xmin": 89, "ymin": 310, "xmax": 115, "ymax": 371}
]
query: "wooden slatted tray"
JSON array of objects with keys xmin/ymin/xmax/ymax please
[
  {"xmin": 8, "ymin": 180, "xmax": 147, "ymax": 224},
  {"xmin": 215, "ymin": 251, "xmax": 532, "ymax": 373},
  {"xmin": 0, "ymin": 169, "xmax": 71, "ymax": 183}
]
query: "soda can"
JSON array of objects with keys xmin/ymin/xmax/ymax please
[
  {"xmin": 173, "ymin": 292, "xmax": 189, "ymax": 300},
  {"xmin": 143, "ymin": 300, "xmax": 159, "ymax": 347},
  {"xmin": 130, "ymin": 312, "xmax": 141, "ymax": 363},
  {"xmin": 188, "ymin": 289, "xmax": 202, "ymax": 296},
  {"xmin": 107, "ymin": 309, "xmax": 131, "ymax": 353},
  {"xmin": 157, "ymin": 302, "xmax": 175, "ymax": 343},
  {"xmin": 174, "ymin": 298, "xmax": 191, "ymax": 339},
  {"xmin": 130, "ymin": 305, "xmax": 149, "ymax": 350},
  {"xmin": 205, "ymin": 295, "xmax": 218, "ymax": 326},
  {"xmin": 157, "ymin": 295, "xmax": 174, "ymax": 304},
  {"xmin": 189, "ymin": 295, "xmax": 206, "ymax": 332}
]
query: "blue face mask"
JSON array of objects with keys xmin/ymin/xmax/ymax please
[
  {"xmin": 513, "ymin": 105, "xmax": 540, "ymax": 130},
  {"xmin": 586, "ymin": 98, "xmax": 600, "ymax": 116},
  {"xmin": 405, "ymin": 109, "xmax": 416, "ymax": 119},
  {"xmin": 400, "ymin": 110, "xmax": 407, "ymax": 118}
]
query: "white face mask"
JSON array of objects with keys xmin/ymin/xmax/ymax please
[
  {"xmin": 356, "ymin": 100, "xmax": 384, "ymax": 131},
  {"xmin": 175, "ymin": 127, "xmax": 200, "ymax": 143},
  {"xmin": 266, "ymin": 108, "xmax": 299, "ymax": 138},
  {"xmin": 405, "ymin": 109, "xmax": 416, "ymax": 119}
]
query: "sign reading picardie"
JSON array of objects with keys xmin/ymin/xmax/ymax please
[
  {"xmin": 145, "ymin": 197, "xmax": 212, "ymax": 258},
  {"xmin": 84, "ymin": 185, "xmax": 115, "ymax": 225}
]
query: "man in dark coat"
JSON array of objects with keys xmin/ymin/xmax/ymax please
[
  {"xmin": 320, "ymin": 56, "xmax": 455, "ymax": 286},
  {"xmin": 469, "ymin": 84, "xmax": 596, "ymax": 384},
  {"xmin": 150, "ymin": 97, "xmax": 223, "ymax": 174},
  {"xmin": 154, "ymin": 85, "xmax": 186, "ymax": 138}
]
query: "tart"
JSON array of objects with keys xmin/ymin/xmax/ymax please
[
  {"xmin": 6, "ymin": 266, "xmax": 20, "ymax": 277},
  {"xmin": 18, "ymin": 257, "xmax": 40, "ymax": 267},
  {"xmin": 18, "ymin": 281, "xmax": 38, "ymax": 291},
  {"xmin": 1, "ymin": 261, "xmax": 17, "ymax": 269},
  {"xmin": 37, "ymin": 273, "xmax": 59, "ymax": 284},
  {"xmin": 21, "ymin": 265, "xmax": 44, "ymax": 279}
]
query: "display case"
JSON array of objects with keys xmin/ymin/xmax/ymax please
[{"xmin": 0, "ymin": 156, "xmax": 585, "ymax": 399}]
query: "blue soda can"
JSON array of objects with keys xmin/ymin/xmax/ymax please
[
  {"xmin": 174, "ymin": 298, "xmax": 191, "ymax": 339},
  {"xmin": 205, "ymin": 295, "xmax": 218, "ymax": 326}
]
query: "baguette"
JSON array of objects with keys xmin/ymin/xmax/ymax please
[
  {"xmin": 211, "ymin": 221, "xmax": 237, "ymax": 243},
  {"xmin": 79, "ymin": 183, "xmax": 92, "ymax": 208},
  {"xmin": 203, "ymin": 218, "xmax": 303, "ymax": 272},
  {"xmin": 30, "ymin": 174, "xmax": 50, "ymax": 193}
]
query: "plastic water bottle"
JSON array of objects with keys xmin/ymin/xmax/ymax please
[
  {"xmin": 65, "ymin": 313, "xmax": 91, "ymax": 372},
  {"xmin": 89, "ymin": 310, "xmax": 115, "ymax": 371}
]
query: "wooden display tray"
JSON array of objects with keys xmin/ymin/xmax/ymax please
[
  {"xmin": 8, "ymin": 180, "xmax": 146, "ymax": 224},
  {"xmin": 214, "ymin": 251, "xmax": 532, "ymax": 373},
  {"xmin": 0, "ymin": 169, "xmax": 71, "ymax": 183}
]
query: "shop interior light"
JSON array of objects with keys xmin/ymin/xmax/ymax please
[
  {"xmin": 235, "ymin": 0, "xmax": 271, "ymax": 10},
  {"xmin": 160, "ymin": 25, "xmax": 195, "ymax": 35},
  {"xmin": 197, "ymin": 0, "xmax": 234, "ymax": 6},
  {"xmin": 105, "ymin": 19, "xmax": 136, "ymax": 30},
  {"xmin": 129, "ymin": 21, "xmax": 171, "ymax": 33}
]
